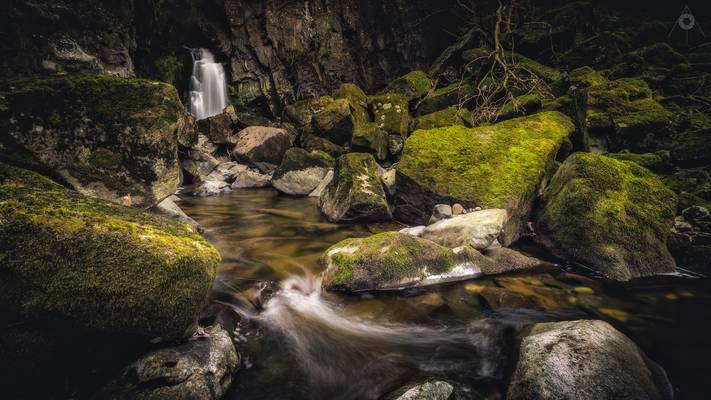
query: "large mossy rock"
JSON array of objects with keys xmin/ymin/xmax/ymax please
[
  {"xmin": 321, "ymin": 232, "xmax": 488, "ymax": 292},
  {"xmin": 577, "ymin": 71, "xmax": 672, "ymax": 151},
  {"xmin": 0, "ymin": 74, "xmax": 196, "ymax": 208},
  {"xmin": 395, "ymin": 111, "xmax": 575, "ymax": 245},
  {"xmin": 286, "ymin": 96, "xmax": 354, "ymax": 145},
  {"xmin": 368, "ymin": 93, "xmax": 410, "ymax": 137},
  {"xmin": 535, "ymin": 153, "xmax": 677, "ymax": 281},
  {"xmin": 318, "ymin": 153, "xmax": 392, "ymax": 223},
  {"xmin": 413, "ymin": 106, "xmax": 473, "ymax": 130},
  {"xmin": 0, "ymin": 163, "xmax": 221, "ymax": 342},
  {"xmin": 272, "ymin": 148, "xmax": 334, "ymax": 196},
  {"xmin": 508, "ymin": 320, "xmax": 673, "ymax": 400}
]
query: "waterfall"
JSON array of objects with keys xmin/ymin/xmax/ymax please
[{"xmin": 188, "ymin": 48, "xmax": 229, "ymax": 120}]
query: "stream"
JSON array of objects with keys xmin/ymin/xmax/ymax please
[{"xmin": 178, "ymin": 188, "xmax": 711, "ymax": 400}]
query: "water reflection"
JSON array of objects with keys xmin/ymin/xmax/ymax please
[{"xmin": 179, "ymin": 189, "xmax": 711, "ymax": 400}]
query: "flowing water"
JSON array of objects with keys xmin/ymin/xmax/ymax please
[
  {"xmin": 188, "ymin": 48, "xmax": 229, "ymax": 120},
  {"xmin": 178, "ymin": 189, "xmax": 711, "ymax": 400}
]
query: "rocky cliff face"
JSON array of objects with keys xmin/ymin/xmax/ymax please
[{"xmin": 2, "ymin": 0, "xmax": 457, "ymax": 117}]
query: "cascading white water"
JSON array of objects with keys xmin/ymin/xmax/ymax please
[{"xmin": 188, "ymin": 48, "xmax": 229, "ymax": 120}]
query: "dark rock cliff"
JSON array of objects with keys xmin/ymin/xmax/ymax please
[{"xmin": 1, "ymin": 0, "xmax": 459, "ymax": 117}]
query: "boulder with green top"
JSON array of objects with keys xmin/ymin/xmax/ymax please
[
  {"xmin": 272, "ymin": 148, "xmax": 334, "ymax": 196},
  {"xmin": 312, "ymin": 97, "xmax": 355, "ymax": 145},
  {"xmin": 335, "ymin": 83, "xmax": 368, "ymax": 111},
  {"xmin": 413, "ymin": 107, "xmax": 473, "ymax": 130},
  {"xmin": 416, "ymin": 83, "xmax": 472, "ymax": 116},
  {"xmin": 0, "ymin": 163, "xmax": 220, "ymax": 344},
  {"xmin": 1, "ymin": 74, "xmax": 196, "ymax": 208},
  {"xmin": 395, "ymin": 111, "xmax": 575, "ymax": 245},
  {"xmin": 351, "ymin": 122, "xmax": 389, "ymax": 161},
  {"xmin": 321, "ymin": 232, "xmax": 490, "ymax": 292},
  {"xmin": 368, "ymin": 94, "xmax": 411, "ymax": 137},
  {"xmin": 319, "ymin": 153, "xmax": 392, "ymax": 223},
  {"xmin": 498, "ymin": 94, "xmax": 542, "ymax": 121},
  {"xmin": 384, "ymin": 70, "xmax": 432, "ymax": 100},
  {"xmin": 585, "ymin": 76, "xmax": 672, "ymax": 151},
  {"xmin": 607, "ymin": 150, "xmax": 672, "ymax": 173},
  {"xmin": 535, "ymin": 152, "xmax": 678, "ymax": 281}
]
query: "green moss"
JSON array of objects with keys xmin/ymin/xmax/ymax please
[
  {"xmin": 498, "ymin": 94, "xmax": 543, "ymax": 120},
  {"xmin": 319, "ymin": 153, "xmax": 391, "ymax": 223},
  {"xmin": 606, "ymin": 151, "xmax": 671, "ymax": 173},
  {"xmin": 368, "ymin": 93, "xmax": 410, "ymax": 137},
  {"xmin": 569, "ymin": 67, "xmax": 607, "ymax": 89},
  {"xmin": 416, "ymin": 83, "xmax": 473, "ymax": 116},
  {"xmin": 321, "ymin": 232, "xmax": 462, "ymax": 291},
  {"xmin": 335, "ymin": 83, "xmax": 368, "ymax": 109},
  {"xmin": 398, "ymin": 111, "xmax": 574, "ymax": 208},
  {"xmin": 385, "ymin": 70, "xmax": 432, "ymax": 100},
  {"xmin": 351, "ymin": 122, "xmax": 389, "ymax": 161},
  {"xmin": 153, "ymin": 55, "xmax": 184, "ymax": 86},
  {"xmin": 413, "ymin": 106, "xmax": 473, "ymax": 130},
  {"xmin": 273, "ymin": 148, "xmax": 334, "ymax": 180},
  {"xmin": 2, "ymin": 74, "xmax": 186, "ymax": 207},
  {"xmin": 0, "ymin": 163, "xmax": 220, "ymax": 340},
  {"xmin": 537, "ymin": 153, "xmax": 677, "ymax": 280}
]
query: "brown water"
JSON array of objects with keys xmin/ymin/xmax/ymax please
[{"xmin": 178, "ymin": 189, "xmax": 711, "ymax": 400}]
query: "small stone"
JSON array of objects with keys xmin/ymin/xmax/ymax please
[
  {"xmin": 428, "ymin": 204, "xmax": 453, "ymax": 224},
  {"xmin": 452, "ymin": 203, "xmax": 465, "ymax": 215}
]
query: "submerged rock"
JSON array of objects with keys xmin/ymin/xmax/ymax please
[
  {"xmin": 421, "ymin": 209, "xmax": 507, "ymax": 250},
  {"xmin": 0, "ymin": 163, "xmax": 220, "ymax": 343},
  {"xmin": 395, "ymin": 112, "xmax": 575, "ymax": 245},
  {"xmin": 96, "ymin": 325, "xmax": 238, "ymax": 400},
  {"xmin": 1, "ymin": 74, "xmax": 195, "ymax": 208},
  {"xmin": 321, "ymin": 232, "xmax": 488, "ymax": 291},
  {"xmin": 319, "ymin": 153, "xmax": 392, "ymax": 223},
  {"xmin": 192, "ymin": 178, "xmax": 231, "ymax": 197},
  {"xmin": 536, "ymin": 153, "xmax": 677, "ymax": 281},
  {"xmin": 482, "ymin": 248, "xmax": 553, "ymax": 275},
  {"xmin": 272, "ymin": 148, "xmax": 334, "ymax": 196},
  {"xmin": 232, "ymin": 126, "xmax": 293, "ymax": 173},
  {"xmin": 508, "ymin": 320, "xmax": 673, "ymax": 400}
]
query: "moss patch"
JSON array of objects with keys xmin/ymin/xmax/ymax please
[
  {"xmin": 368, "ymin": 93, "xmax": 410, "ymax": 137},
  {"xmin": 321, "ymin": 232, "xmax": 475, "ymax": 291},
  {"xmin": 413, "ymin": 107, "xmax": 473, "ymax": 130},
  {"xmin": 536, "ymin": 153, "xmax": 677, "ymax": 281},
  {"xmin": 0, "ymin": 163, "xmax": 220, "ymax": 340},
  {"xmin": 396, "ymin": 112, "xmax": 574, "ymax": 243},
  {"xmin": 2, "ymin": 74, "xmax": 188, "ymax": 208},
  {"xmin": 385, "ymin": 70, "xmax": 432, "ymax": 100}
]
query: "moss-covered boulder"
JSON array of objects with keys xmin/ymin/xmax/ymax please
[
  {"xmin": 535, "ymin": 153, "xmax": 678, "ymax": 281},
  {"xmin": 351, "ymin": 122, "xmax": 389, "ymax": 161},
  {"xmin": 319, "ymin": 153, "xmax": 392, "ymax": 223},
  {"xmin": 299, "ymin": 133, "xmax": 345, "ymax": 158},
  {"xmin": 585, "ymin": 76, "xmax": 672, "ymax": 151},
  {"xmin": 0, "ymin": 163, "xmax": 220, "ymax": 343},
  {"xmin": 395, "ymin": 112, "xmax": 575, "ymax": 245},
  {"xmin": 0, "ymin": 74, "xmax": 195, "ymax": 208},
  {"xmin": 498, "ymin": 94, "xmax": 543, "ymax": 121},
  {"xmin": 321, "ymin": 232, "xmax": 489, "ymax": 291},
  {"xmin": 286, "ymin": 96, "xmax": 354, "ymax": 145},
  {"xmin": 413, "ymin": 107, "xmax": 473, "ymax": 130},
  {"xmin": 607, "ymin": 150, "xmax": 672, "ymax": 173},
  {"xmin": 368, "ymin": 93, "xmax": 411, "ymax": 137},
  {"xmin": 384, "ymin": 70, "xmax": 433, "ymax": 100},
  {"xmin": 272, "ymin": 148, "xmax": 334, "ymax": 196},
  {"xmin": 415, "ymin": 83, "xmax": 472, "ymax": 116}
]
